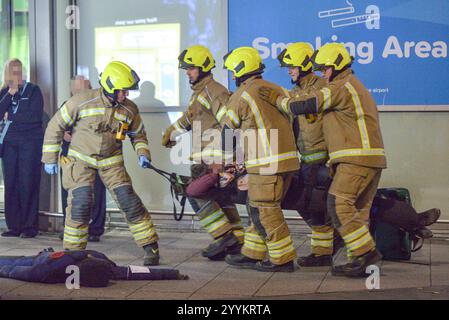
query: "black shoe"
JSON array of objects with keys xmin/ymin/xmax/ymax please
[
  {"xmin": 332, "ymin": 249, "xmax": 383, "ymax": 278},
  {"xmin": 418, "ymin": 208, "xmax": 441, "ymax": 227},
  {"xmin": 297, "ymin": 254, "xmax": 332, "ymax": 267},
  {"xmin": 20, "ymin": 232, "xmax": 37, "ymax": 239},
  {"xmin": 143, "ymin": 242, "xmax": 160, "ymax": 266},
  {"xmin": 255, "ymin": 260, "xmax": 295, "ymax": 273},
  {"xmin": 414, "ymin": 227, "xmax": 433, "ymax": 239},
  {"xmin": 88, "ymin": 235, "xmax": 101, "ymax": 242},
  {"xmin": 1, "ymin": 230, "xmax": 21, "ymax": 237},
  {"xmin": 201, "ymin": 232, "xmax": 240, "ymax": 259},
  {"xmin": 225, "ymin": 253, "xmax": 260, "ymax": 269}
]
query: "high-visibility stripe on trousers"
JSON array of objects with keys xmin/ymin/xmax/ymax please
[
  {"xmin": 241, "ymin": 227, "xmax": 267, "ymax": 260},
  {"xmin": 311, "ymin": 225, "xmax": 334, "ymax": 256},
  {"xmin": 243, "ymin": 173, "xmax": 297, "ymax": 265},
  {"xmin": 327, "ymin": 163, "xmax": 381, "ymax": 257},
  {"xmin": 196, "ymin": 200, "xmax": 233, "ymax": 239},
  {"xmin": 128, "ymin": 214, "xmax": 158, "ymax": 247},
  {"xmin": 61, "ymin": 157, "xmax": 158, "ymax": 250}
]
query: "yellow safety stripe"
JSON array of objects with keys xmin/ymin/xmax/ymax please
[
  {"xmin": 321, "ymin": 88, "xmax": 332, "ymax": 111},
  {"xmin": 345, "ymin": 82, "xmax": 370, "ymax": 149},
  {"xmin": 135, "ymin": 142, "xmax": 150, "ymax": 152},
  {"xmin": 216, "ymin": 107, "xmax": 228, "ymax": 122},
  {"xmin": 241, "ymin": 92, "xmax": 271, "ymax": 158},
  {"xmin": 280, "ymin": 97, "xmax": 290, "ymax": 114},
  {"xmin": 68, "ymin": 149, "xmax": 124, "ymax": 169},
  {"xmin": 243, "ymin": 241, "xmax": 267, "ymax": 252},
  {"xmin": 65, "ymin": 225, "xmax": 88, "ymax": 234},
  {"xmin": 60, "ymin": 105, "xmax": 74, "ymax": 126},
  {"xmin": 245, "ymin": 233, "xmax": 265, "ymax": 244},
  {"xmin": 129, "ymin": 221, "xmax": 154, "ymax": 233},
  {"xmin": 301, "ymin": 151, "xmax": 329, "ymax": 164},
  {"xmin": 346, "ymin": 232, "xmax": 373, "ymax": 252},
  {"xmin": 197, "ymin": 94, "xmax": 211, "ymax": 110},
  {"xmin": 207, "ymin": 220, "xmax": 229, "ymax": 234},
  {"xmin": 200, "ymin": 209, "xmax": 225, "ymax": 227},
  {"xmin": 269, "ymin": 245, "xmax": 295, "ymax": 258},
  {"xmin": 233, "ymin": 229, "xmax": 245, "ymax": 237},
  {"xmin": 245, "ymin": 151, "xmax": 299, "ymax": 168},
  {"xmin": 114, "ymin": 111, "xmax": 132, "ymax": 124},
  {"xmin": 312, "ymin": 231, "xmax": 334, "ymax": 240},
  {"xmin": 42, "ymin": 144, "xmax": 61, "ymax": 153},
  {"xmin": 226, "ymin": 109, "xmax": 241, "ymax": 128},
  {"xmin": 173, "ymin": 121, "xmax": 186, "ymax": 133},
  {"xmin": 79, "ymin": 108, "xmax": 105, "ymax": 119},
  {"xmin": 343, "ymin": 225, "xmax": 369, "ymax": 244},
  {"xmin": 133, "ymin": 229, "xmax": 157, "ymax": 241},
  {"xmin": 130, "ymin": 224, "xmax": 154, "ymax": 235},
  {"xmin": 311, "ymin": 239, "xmax": 333, "ymax": 248},
  {"xmin": 267, "ymin": 236, "xmax": 293, "ymax": 250},
  {"xmin": 329, "ymin": 148, "xmax": 385, "ymax": 161},
  {"xmin": 63, "ymin": 236, "xmax": 88, "ymax": 244}
]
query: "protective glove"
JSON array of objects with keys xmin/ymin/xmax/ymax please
[
  {"xmin": 139, "ymin": 156, "xmax": 151, "ymax": 169},
  {"xmin": 258, "ymin": 86, "xmax": 281, "ymax": 106},
  {"xmin": 44, "ymin": 163, "xmax": 59, "ymax": 175},
  {"xmin": 162, "ymin": 125, "xmax": 177, "ymax": 148}
]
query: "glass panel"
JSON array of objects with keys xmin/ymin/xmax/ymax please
[
  {"xmin": 76, "ymin": 0, "xmax": 228, "ymax": 212},
  {"xmin": 0, "ymin": 0, "xmax": 29, "ymax": 212}
]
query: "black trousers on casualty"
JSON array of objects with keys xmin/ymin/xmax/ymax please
[{"xmin": 2, "ymin": 138, "xmax": 43, "ymax": 236}]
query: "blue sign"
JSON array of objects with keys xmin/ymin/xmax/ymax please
[{"xmin": 228, "ymin": 0, "xmax": 449, "ymax": 106}]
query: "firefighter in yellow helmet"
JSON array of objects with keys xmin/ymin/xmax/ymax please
[
  {"xmin": 259, "ymin": 43, "xmax": 386, "ymax": 277},
  {"xmin": 42, "ymin": 61, "xmax": 160, "ymax": 266},
  {"xmin": 220, "ymin": 47, "xmax": 300, "ymax": 272},
  {"xmin": 162, "ymin": 45, "xmax": 245, "ymax": 260},
  {"xmin": 277, "ymin": 43, "xmax": 335, "ymax": 267}
]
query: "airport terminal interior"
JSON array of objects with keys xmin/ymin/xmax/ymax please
[{"xmin": 0, "ymin": 0, "xmax": 448, "ymax": 301}]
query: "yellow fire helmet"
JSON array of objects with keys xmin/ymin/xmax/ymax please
[
  {"xmin": 100, "ymin": 61, "xmax": 140, "ymax": 94},
  {"xmin": 178, "ymin": 45, "xmax": 216, "ymax": 72},
  {"xmin": 223, "ymin": 47, "xmax": 265, "ymax": 78},
  {"xmin": 277, "ymin": 42, "xmax": 314, "ymax": 72},
  {"xmin": 312, "ymin": 42, "xmax": 354, "ymax": 71}
]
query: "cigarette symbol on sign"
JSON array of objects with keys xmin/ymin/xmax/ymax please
[
  {"xmin": 332, "ymin": 13, "xmax": 380, "ymax": 28},
  {"xmin": 318, "ymin": 1, "xmax": 355, "ymax": 18},
  {"xmin": 318, "ymin": 1, "xmax": 380, "ymax": 30}
]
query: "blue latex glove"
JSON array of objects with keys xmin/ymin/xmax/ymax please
[
  {"xmin": 44, "ymin": 164, "xmax": 59, "ymax": 175},
  {"xmin": 138, "ymin": 156, "xmax": 151, "ymax": 169}
]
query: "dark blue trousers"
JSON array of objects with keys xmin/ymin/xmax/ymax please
[
  {"xmin": 60, "ymin": 142, "xmax": 107, "ymax": 236},
  {"xmin": 2, "ymin": 138, "xmax": 42, "ymax": 235}
]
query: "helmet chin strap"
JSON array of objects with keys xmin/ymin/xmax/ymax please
[
  {"xmin": 103, "ymin": 89, "xmax": 119, "ymax": 106},
  {"xmin": 292, "ymin": 70, "xmax": 312, "ymax": 86},
  {"xmin": 190, "ymin": 70, "xmax": 211, "ymax": 85},
  {"xmin": 235, "ymin": 70, "xmax": 264, "ymax": 87}
]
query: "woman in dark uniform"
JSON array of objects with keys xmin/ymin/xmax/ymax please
[{"xmin": 0, "ymin": 59, "xmax": 44, "ymax": 238}]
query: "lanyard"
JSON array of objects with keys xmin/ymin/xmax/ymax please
[{"xmin": 11, "ymin": 82, "xmax": 29, "ymax": 114}]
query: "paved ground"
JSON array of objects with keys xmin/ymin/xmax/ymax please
[{"xmin": 0, "ymin": 229, "xmax": 448, "ymax": 300}]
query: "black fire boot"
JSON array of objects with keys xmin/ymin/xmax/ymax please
[
  {"xmin": 332, "ymin": 249, "xmax": 382, "ymax": 278},
  {"xmin": 225, "ymin": 253, "xmax": 260, "ymax": 269},
  {"xmin": 143, "ymin": 242, "xmax": 160, "ymax": 266},
  {"xmin": 255, "ymin": 260, "xmax": 295, "ymax": 273},
  {"xmin": 418, "ymin": 208, "xmax": 441, "ymax": 227},
  {"xmin": 297, "ymin": 254, "xmax": 332, "ymax": 267},
  {"xmin": 201, "ymin": 232, "xmax": 240, "ymax": 259}
]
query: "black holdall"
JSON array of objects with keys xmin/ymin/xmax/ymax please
[{"xmin": 371, "ymin": 188, "xmax": 423, "ymax": 261}]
